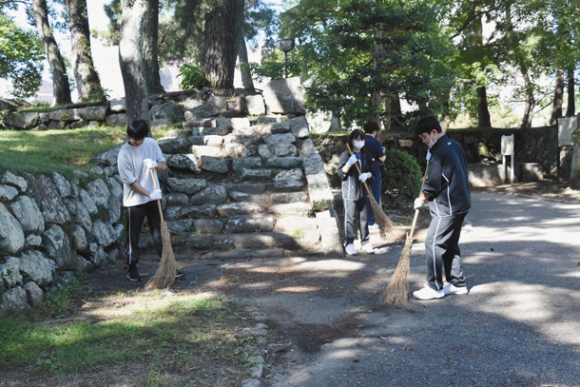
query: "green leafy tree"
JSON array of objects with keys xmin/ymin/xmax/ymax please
[
  {"xmin": 278, "ymin": 0, "xmax": 455, "ymax": 129},
  {"xmin": 0, "ymin": 12, "xmax": 44, "ymax": 99}
]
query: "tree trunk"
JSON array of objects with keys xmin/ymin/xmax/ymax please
[
  {"xmin": 238, "ymin": 36, "xmax": 255, "ymax": 93},
  {"xmin": 551, "ymin": 69, "xmax": 564, "ymax": 126},
  {"xmin": 473, "ymin": 3, "xmax": 491, "ymax": 128},
  {"xmin": 119, "ymin": 0, "xmax": 164, "ymax": 127},
  {"xmin": 476, "ymin": 86, "xmax": 491, "ymax": 128},
  {"xmin": 566, "ymin": 67, "xmax": 575, "ymax": 116},
  {"xmin": 32, "ymin": 0, "xmax": 71, "ymax": 106},
  {"xmin": 202, "ymin": 0, "xmax": 242, "ymax": 89},
  {"xmin": 143, "ymin": 0, "xmax": 164, "ymax": 96},
  {"xmin": 520, "ymin": 69, "xmax": 535, "ymax": 129},
  {"xmin": 65, "ymin": 0, "xmax": 104, "ymax": 102}
]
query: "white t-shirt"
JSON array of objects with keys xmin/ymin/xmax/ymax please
[{"xmin": 117, "ymin": 137, "xmax": 166, "ymax": 207}]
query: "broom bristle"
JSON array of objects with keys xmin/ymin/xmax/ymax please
[
  {"xmin": 379, "ymin": 237, "xmax": 412, "ymax": 306},
  {"xmin": 145, "ymin": 221, "xmax": 177, "ymax": 290},
  {"xmin": 368, "ymin": 194, "xmax": 394, "ymax": 240}
]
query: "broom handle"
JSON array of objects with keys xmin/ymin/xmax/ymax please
[
  {"xmin": 345, "ymin": 143, "xmax": 374, "ymax": 197},
  {"xmin": 149, "ymin": 168, "xmax": 165, "ymax": 222},
  {"xmin": 408, "ymin": 209, "xmax": 419, "ymax": 240}
]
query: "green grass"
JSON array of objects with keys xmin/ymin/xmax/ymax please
[
  {"xmin": 0, "ymin": 126, "xmax": 174, "ymax": 178},
  {"xmin": 0, "ymin": 127, "xmax": 126, "ymax": 177},
  {"xmin": 0, "ymin": 291, "xmax": 253, "ymax": 377}
]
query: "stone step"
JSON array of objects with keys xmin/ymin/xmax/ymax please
[{"xmin": 173, "ymin": 230, "xmax": 321, "ymax": 252}]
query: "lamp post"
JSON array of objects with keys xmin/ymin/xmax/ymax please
[{"xmin": 277, "ymin": 38, "xmax": 295, "ymax": 78}]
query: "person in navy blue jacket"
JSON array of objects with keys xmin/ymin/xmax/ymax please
[
  {"xmin": 338, "ymin": 129, "xmax": 376, "ymax": 256},
  {"xmin": 412, "ymin": 115, "xmax": 471, "ymax": 300},
  {"xmin": 363, "ymin": 122, "xmax": 386, "ymax": 229}
]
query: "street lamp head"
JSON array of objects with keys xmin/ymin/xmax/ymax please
[{"xmin": 277, "ymin": 38, "xmax": 295, "ymax": 54}]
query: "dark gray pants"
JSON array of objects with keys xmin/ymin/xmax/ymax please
[
  {"xmin": 125, "ymin": 201, "xmax": 162, "ymax": 267},
  {"xmin": 425, "ymin": 212, "xmax": 467, "ymax": 291},
  {"xmin": 343, "ymin": 197, "xmax": 370, "ymax": 246}
]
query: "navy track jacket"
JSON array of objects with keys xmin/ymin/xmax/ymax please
[{"xmin": 422, "ymin": 135, "xmax": 471, "ymax": 218}]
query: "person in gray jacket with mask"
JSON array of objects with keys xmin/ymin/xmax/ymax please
[
  {"xmin": 338, "ymin": 129, "xmax": 376, "ymax": 256},
  {"xmin": 412, "ymin": 115, "xmax": 471, "ymax": 300}
]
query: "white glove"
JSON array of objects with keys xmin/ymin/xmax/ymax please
[
  {"xmin": 346, "ymin": 154, "xmax": 358, "ymax": 167},
  {"xmin": 359, "ymin": 173, "xmax": 369, "ymax": 183},
  {"xmin": 149, "ymin": 189, "xmax": 162, "ymax": 201},
  {"xmin": 414, "ymin": 197, "xmax": 423, "ymax": 209},
  {"xmin": 144, "ymin": 158, "xmax": 157, "ymax": 169}
]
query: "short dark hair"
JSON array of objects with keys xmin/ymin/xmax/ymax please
[
  {"xmin": 127, "ymin": 119, "xmax": 149, "ymax": 139},
  {"xmin": 414, "ymin": 115, "xmax": 442, "ymax": 136},
  {"xmin": 348, "ymin": 129, "xmax": 365, "ymax": 143},
  {"xmin": 363, "ymin": 121, "xmax": 379, "ymax": 134}
]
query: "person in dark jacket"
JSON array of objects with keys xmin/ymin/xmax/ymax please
[
  {"xmin": 363, "ymin": 121, "xmax": 386, "ymax": 229},
  {"xmin": 412, "ymin": 115, "xmax": 471, "ymax": 300},
  {"xmin": 338, "ymin": 129, "xmax": 376, "ymax": 256}
]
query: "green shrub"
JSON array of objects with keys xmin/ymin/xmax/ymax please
[
  {"xmin": 178, "ymin": 63, "xmax": 209, "ymax": 90},
  {"xmin": 382, "ymin": 148, "xmax": 422, "ymax": 209}
]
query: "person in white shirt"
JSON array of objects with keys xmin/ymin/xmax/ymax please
[{"xmin": 117, "ymin": 119, "xmax": 183, "ymax": 282}]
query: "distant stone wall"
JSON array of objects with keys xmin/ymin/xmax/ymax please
[{"xmin": 313, "ymin": 126, "xmax": 571, "ymax": 188}]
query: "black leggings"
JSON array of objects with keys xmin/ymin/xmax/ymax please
[{"xmin": 125, "ymin": 201, "xmax": 162, "ymax": 266}]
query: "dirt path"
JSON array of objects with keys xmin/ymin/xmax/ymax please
[{"xmin": 59, "ymin": 181, "xmax": 580, "ymax": 386}]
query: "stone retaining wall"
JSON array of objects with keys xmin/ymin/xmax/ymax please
[{"xmin": 0, "ymin": 79, "xmax": 340, "ymax": 316}]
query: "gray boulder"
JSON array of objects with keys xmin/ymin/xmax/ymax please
[
  {"xmin": 167, "ymin": 177, "xmax": 207, "ymax": 195},
  {"xmin": 1, "ymin": 257, "xmax": 23, "ymax": 288},
  {"xmin": 52, "ymin": 172, "xmax": 72, "ymax": 197},
  {"xmin": 245, "ymin": 95, "xmax": 266, "ymax": 116},
  {"xmin": 225, "ymin": 214, "xmax": 276, "ymax": 233},
  {"xmin": 0, "ymin": 184, "xmax": 18, "ymax": 201},
  {"xmin": 262, "ymin": 77, "xmax": 306, "ymax": 115},
  {"xmin": 273, "ymin": 168, "xmax": 305, "ymax": 190},
  {"xmin": 91, "ymin": 219, "xmax": 117, "ymax": 248},
  {"xmin": 190, "ymin": 186, "xmax": 227, "ymax": 205},
  {"xmin": 78, "ymin": 105, "xmax": 108, "ymax": 121},
  {"xmin": 0, "ymin": 203, "xmax": 25, "ymax": 254},
  {"xmin": 200, "ymin": 156, "xmax": 230, "ymax": 174},
  {"xmin": 37, "ymin": 174, "xmax": 70, "ymax": 224},
  {"xmin": 1, "ymin": 171, "xmax": 27, "ymax": 192},
  {"xmin": 4, "ymin": 111, "xmax": 40, "ymax": 130},
  {"xmin": 86, "ymin": 178, "xmax": 111, "ymax": 207},
  {"xmin": 23, "ymin": 281, "xmax": 45, "ymax": 307},
  {"xmin": 0, "ymin": 287, "xmax": 29, "ymax": 316},
  {"xmin": 19, "ymin": 250, "xmax": 55, "ymax": 287},
  {"xmin": 10, "ymin": 195, "xmax": 45, "ymax": 234},
  {"xmin": 43, "ymin": 225, "xmax": 75, "ymax": 270}
]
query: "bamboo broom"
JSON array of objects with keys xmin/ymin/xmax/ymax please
[
  {"xmin": 379, "ymin": 208, "xmax": 419, "ymax": 306},
  {"xmin": 145, "ymin": 168, "xmax": 177, "ymax": 290},
  {"xmin": 346, "ymin": 144, "xmax": 393, "ymax": 240}
]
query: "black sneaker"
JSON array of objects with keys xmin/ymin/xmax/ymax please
[
  {"xmin": 175, "ymin": 269, "xmax": 185, "ymax": 279},
  {"xmin": 126, "ymin": 266, "xmax": 142, "ymax": 282}
]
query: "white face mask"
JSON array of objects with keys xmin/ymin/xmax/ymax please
[
  {"xmin": 427, "ymin": 133, "xmax": 438, "ymax": 149},
  {"xmin": 353, "ymin": 140, "xmax": 365, "ymax": 149}
]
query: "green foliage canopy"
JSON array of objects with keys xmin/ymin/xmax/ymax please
[
  {"xmin": 0, "ymin": 12, "xmax": 44, "ymax": 99},
  {"xmin": 277, "ymin": 0, "xmax": 456, "ymax": 128}
]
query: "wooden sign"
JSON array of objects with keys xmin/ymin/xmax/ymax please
[{"xmin": 399, "ymin": 139, "xmax": 413, "ymax": 147}]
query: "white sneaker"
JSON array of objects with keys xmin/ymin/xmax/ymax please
[
  {"xmin": 444, "ymin": 283, "xmax": 468, "ymax": 296},
  {"xmin": 363, "ymin": 244, "xmax": 376, "ymax": 254},
  {"xmin": 345, "ymin": 243, "xmax": 357, "ymax": 256},
  {"xmin": 368, "ymin": 223, "xmax": 379, "ymax": 230},
  {"xmin": 412, "ymin": 286, "xmax": 445, "ymax": 300}
]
